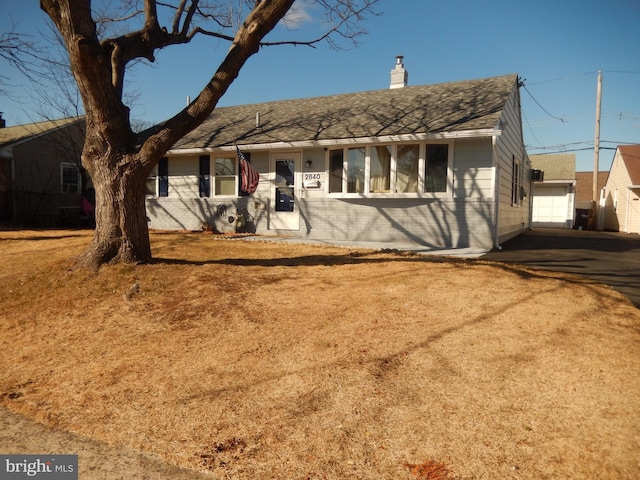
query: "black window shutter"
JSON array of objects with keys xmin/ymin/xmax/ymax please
[
  {"xmin": 199, "ymin": 155, "xmax": 210, "ymax": 197},
  {"xmin": 158, "ymin": 157, "xmax": 169, "ymax": 197}
]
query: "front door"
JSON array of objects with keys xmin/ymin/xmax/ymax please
[{"xmin": 270, "ymin": 152, "xmax": 300, "ymax": 231}]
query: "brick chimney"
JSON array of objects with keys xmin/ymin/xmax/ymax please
[
  {"xmin": 390, "ymin": 56, "xmax": 408, "ymax": 89},
  {"xmin": 0, "ymin": 112, "xmax": 5, "ymax": 128}
]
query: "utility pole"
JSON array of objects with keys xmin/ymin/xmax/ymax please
[
  {"xmin": 593, "ymin": 70, "xmax": 602, "ymax": 203},
  {"xmin": 592, "ymin": 70, "xmax": 603, "ymax": 230}
]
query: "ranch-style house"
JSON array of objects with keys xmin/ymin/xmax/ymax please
[{"xmin": 146, "ymin": 58, "xmax": 532, "ymax": 250}]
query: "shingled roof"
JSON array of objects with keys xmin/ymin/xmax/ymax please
[
  {"xmin": 529, "ymin": 153, "xmax": 576, "ymax": 181},
  {"xmin": 618, "ymin": 145, "xmax": 640, "ymax": 185},
  {"xmin": 171, "ymin": 74, "xmax": 518, "ymax": 150},
  {"xmin": 0, "ymin": 117, "xmax": 84, "ymax": 149}
]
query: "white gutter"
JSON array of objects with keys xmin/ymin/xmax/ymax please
[{"xmin": 533, "ymin": 179, "xmax": 576, "ymax": 185}]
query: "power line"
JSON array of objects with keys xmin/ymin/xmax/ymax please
[
  {"xmin": 527, "ymin": 70, "xmax": 640, "ymax": 86},
  {"xmin": 527, "ymin": 71, "xmax": 597, "ymax": 86},
  {"xmin": 601, "ymin": 139, "xmax": 640, "ymax": 145},
  {"xmin": 602, "ymin": 70, "xmax": 640, "ymax": 75},
  {"xmin": 521, "ymin": 83, "xmax": 565, "ymax": 123},
  {"xmin": 527, "ymin": 147, "xmax": 617, "ymax": 155},
  {"xmin": 521, "ymin": 108, "xmax": 543, "ymax": 146}
]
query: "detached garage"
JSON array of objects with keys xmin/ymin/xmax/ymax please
[{"xmin": 530, "ymin": 154, "xmax": 576, "ymax": 229}]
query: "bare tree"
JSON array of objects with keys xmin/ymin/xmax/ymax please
[
  {"xmin": 39, "ymin": 0, "xmax": 378, "ymax": 268},
  {"xmin": 0, "ymin": 26, "xmax": 39, "ymax": 93}
]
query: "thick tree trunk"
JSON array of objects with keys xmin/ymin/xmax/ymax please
[
  {"xmin": 40, "ymin": 0, "xmax": 299, "ymax": 268},
  {"xmin": 77, "ymin": 149, "xmax": 152, "ymax": 269}
]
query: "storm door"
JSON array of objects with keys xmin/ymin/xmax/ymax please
[{"xmin": 270, "ymin": 152, "xmax": 300, "ymax": 230}]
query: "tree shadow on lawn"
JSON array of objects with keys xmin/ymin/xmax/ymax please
[
  {"xmin": 177, "ymin": 274, "xmax": 611, "ymax": 404},
  {"xmin": 152, "ymin": 250, "xmax": 603, "ymax": 293}
]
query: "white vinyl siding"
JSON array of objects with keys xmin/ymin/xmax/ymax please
[
  {"xmin": 493, "ymin": 84, "xmax": 532, "ymax": 243},
  {"xmin": 453, "ymin": 138, "xmax": 494, "ymax": 199},
  {"xmin": 603, "ymin": 149, "xmax": 639, "ymax": 233}
]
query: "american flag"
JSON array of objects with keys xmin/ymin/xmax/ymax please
[{"xmin": 237, "ymin": 146, "xmax": 259, "ymax": 194}]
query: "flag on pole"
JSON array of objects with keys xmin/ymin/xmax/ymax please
[{"xmin": 237, "ymin": 145, "xmax": 259, "ymax": 194}]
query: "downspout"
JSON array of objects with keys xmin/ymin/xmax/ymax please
[{"xmin": 491, "ymin": 136, "xmax": 501, "ymax": 249}]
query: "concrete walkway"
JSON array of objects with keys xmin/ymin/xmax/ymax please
[{"xmin": 239, "ymin": 234, "xmax": 490, "ymax": 258}]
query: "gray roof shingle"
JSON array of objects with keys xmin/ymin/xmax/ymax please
[
  {"xmin": 172, "ymin": 74, "xmax": 518, "ymax": 150},
  {"xmin": 529, "ymin": 153, "xmax": 576, "ymax": 181},
  {"xmin": 0, "ymin": 117, "xmax": 84, "ymax": 148}
]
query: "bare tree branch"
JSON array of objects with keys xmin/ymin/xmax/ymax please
[{"xmin": 0, "ymin": 25, "xmax": 51, "ymax": 86}]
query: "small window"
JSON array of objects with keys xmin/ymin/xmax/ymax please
[
  {"xmin": 145, "ymin": 165, "xmax": 158, "ymax": 196},
  {"xmin": 60, "ymin": 163, "xmax": 81, "ymax": 194},
  {"xmin": 370, "ymin": 145, "xmax": 391, "ymax": 193},
  {"xmin": 214, "ymin": 157, "xmax": 236, "ymax": 196},
  {"xmin": 329, "ymin": 149, "xmax": 344, "ymax": 193},
  {"xmin": 347, "ymin": 147, "xmax": 365, "ymax": 194},
  {"xmin": 199, "ymin": 155, "xmax": 210, "ymax": 197},
  {"xmin": 396, "ymin": 144, "xmax": 419, "ymax": 193},
  {"xmin": 158, "ymin": 157, "xmax": 169, "ymax": 197},
  {"xmin": 425, "ymin": 144, "xmax": 448, "ymax": 193}
]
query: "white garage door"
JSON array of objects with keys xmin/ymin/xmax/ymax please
[{"xmin": 532, "ymin": 186, "xmax": 570, "ymax": 228}]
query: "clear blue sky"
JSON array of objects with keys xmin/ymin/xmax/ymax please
[{"xmin": 2, "ymin": 0, "xmax": 639, "ymax": 172}]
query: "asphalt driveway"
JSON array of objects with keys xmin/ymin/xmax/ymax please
[{"xmin": 482, "ymin": 228, "xmax": 640, "ymax": 308}]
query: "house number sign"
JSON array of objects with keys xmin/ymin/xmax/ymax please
[{"xmin": 303, "ymin": 173, "xmax": 322, "ymax": 189}]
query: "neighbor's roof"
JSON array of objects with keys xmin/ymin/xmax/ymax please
[
  {"xmin": 575, "ymin": 171, "xmax": 609, "ymax": 202},
  {"xmin": 529, "ymin": 153, "xmax": 576, "ymax": 181},
  {"xmin": 0, "ymin": 117, "xmax": 84, "ymax": 148},
  {"xmin": 618, "ymin": 144, "xmax": 640, "ymax": 185},
  {"xmin": 171, "ymin": 74, "xmax": 518, "ymax": 150}
]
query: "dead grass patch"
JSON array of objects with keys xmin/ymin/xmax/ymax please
[{"xmin": 1, "ymin": 229, "xmax": 639, "ymax": 479}]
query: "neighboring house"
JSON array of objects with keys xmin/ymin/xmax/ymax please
[
  {"xmin": 529, "ymin": 153, "xmax": 576, "ymax": 229},
  {"xmin": 575, "ymin": 170, "xmax": 608, "ymax": 229},
  {"xmin": 0, "ymin": 115, "xmax": 87, "ymax": 226},
  {"xmin": 602, "ymin": 145, "xmax": 640, "ymax": 234},
  {"xmin": 575, "ymin": 171, "xmax": 609, "ymax": 209},
  {"xmin": 146, "ymin": 59, "xmax": 532, "ymax": 250}
]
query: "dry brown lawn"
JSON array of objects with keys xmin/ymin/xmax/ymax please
[{"xmin": 1, "ymin": 228, "xmax": 639, "ymax": 479}]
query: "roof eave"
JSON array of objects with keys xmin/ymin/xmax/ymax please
[
  {"xmin": 168, "ymin": 128, "xmax": 500, "ymax": 155},
  {"xmin": 534, "ymin": 179, "xmax": 576, "ymax": 184}
]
